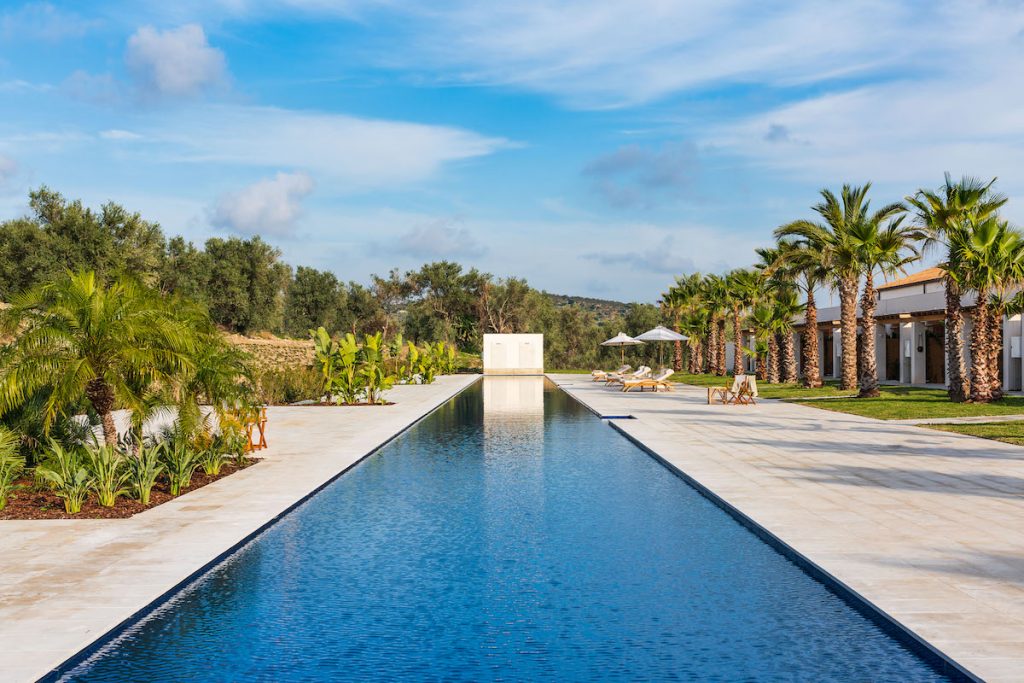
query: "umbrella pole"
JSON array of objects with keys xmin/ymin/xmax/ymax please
[{"xmin": 620, "ymin": 346, "xmax": 625, "ymax": 364}]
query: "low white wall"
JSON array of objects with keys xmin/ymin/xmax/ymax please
[{"xmin": 482, "ymin": 333, "xmax": 544, "ymax": 375}]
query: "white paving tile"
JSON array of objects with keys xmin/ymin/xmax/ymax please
[
  {"xmin": 552, "ymin": 374, "xmax": 1024, "ymax": 683},
  {"xmin": 0, "ymin": 374, "xmax": 479, "ymax": 682}
]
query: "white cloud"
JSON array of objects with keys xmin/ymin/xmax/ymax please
[
  {"xmin": 389, "ymin": 217, "xmax": 487, "ymax": 259},
  {"xmin": 365, "ymin": 1, "xmax": 930, "ymax": 108},
  {"xmin": 100, "ymin": 129, "xmax": 143, "ymax": 141},
  {"xmin": 583, "ymin": 142, "xmax": 698, "ymax": 208},
  {"xmin": 125, "ymin": 24, "xmax": 228, "ymax": 98},
  {"xmin": 151, "ymin": 104, "xmax": 511, "ymax": 189},
  {"xmin": 62, "ymin": 70, "xmax": 122, "ymax": 105},
  {"xmin": 0, "ymin": 2, "xmax": 101, "ymax": 41},
  {"xmin": 210, "ymin": 171, "xmax": 315, "ymax": 236},
  {"xmin": 0, "ymin": 155, "xmax": 17, "ymax": 186}
]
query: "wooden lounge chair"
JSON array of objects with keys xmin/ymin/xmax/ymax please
[
  {"xmin": 593, "ymin": 364, "xmax": 630, "ymax": 382},
  {"xmin": 606, "ymin": 366, "xmax": 651, "ymax": 386},
  {"xmin": 622, "ymin": 368, "xmax": 674, "ymax": 392}
]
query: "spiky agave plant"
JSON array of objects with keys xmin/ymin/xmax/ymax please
[{"xmin": 126, "ymin": 442, "xmax": 164, "ymax": 506}]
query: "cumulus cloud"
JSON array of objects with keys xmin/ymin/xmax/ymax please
[
  {"xmin": 125, "ymin": 24, "xmax": 228, "ymax": 98},
  {"xmin": 583, "ymin": 142, "xmax": 698, "ymax": 208},
  {"xmin": 583, "ymin": 235, "xmax": 694, "ymax": 274},
  {"xmin": 390, "ymin": 217, "xmax": 487, "ymax": 259},
  {"xmin": 210, "ymin": 171, "xmax": 315, "ymax": 236}
]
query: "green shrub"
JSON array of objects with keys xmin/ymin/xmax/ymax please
[
  {"xmin": 36, "ymin": 441, "xmax": 92, "ymax": 514},
  {"xmin": 360, "ymin": 332, "xmax": 396, "ymax": 404},
  {"xmin": 83, "ymin": 445, "xmax": 130, "ymax": 507},
  {"xmin": 160, "ymin": 440, "xmax": 201, "ymax": 496},
  {"xmin": 254, "ymin": 365, "xmax": 321, "ymax": 405},
  {"xmin": 0, "ymin": 427, "xmax": 25, "ymax": 511},
  {"xmin": 126, "ymin": 443, "xmax": 164, "ymax": 506}
]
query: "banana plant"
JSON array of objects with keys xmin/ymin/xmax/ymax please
[
  {"xmin": 36, "ymin": 441, "xmax": 93, "ymax": 514},
  {"xmin": 360, "ymin": 332, "xmax": 396, "ymax": 404},
  {"xmin": 310, "ymin": 326, "xmax": 340, "ymax": 401},
  {"xmin": 83, "ymin": 445, "xmax": 130, "ymax": 507},
  {"xmin": 334, "ymin": 333, "xmax": 363, "ymax": 405}
]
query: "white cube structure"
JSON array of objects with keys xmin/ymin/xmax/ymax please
[{"xmin": 482, "ymin": 333, "xmax": 544, "ymax": 375}]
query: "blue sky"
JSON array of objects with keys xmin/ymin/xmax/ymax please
[{"xmin": 1, "ymin": 1, "xmax": 1023, "ymax": 302}]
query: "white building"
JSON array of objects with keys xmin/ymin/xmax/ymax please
[{"xmin": 750, "ymin": 268, "xmax": 1023, "ymax": 390}]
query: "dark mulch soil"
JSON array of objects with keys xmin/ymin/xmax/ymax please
[{"xmin": 1, "ymin": 458, "xmax": 259, "ymax": 521}]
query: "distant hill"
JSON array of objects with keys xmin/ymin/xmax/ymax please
[{"xmin": 546, "ymin": 293, "xmax": 631, "ymax": 322}]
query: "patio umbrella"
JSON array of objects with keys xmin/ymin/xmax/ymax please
[
  {"xmin": 635, "ymin": 326, "xmax": 688, "ymax": 368},
  {"xmin": 600, "ymin": 332, "xmax": 644, "ymax": 363}
]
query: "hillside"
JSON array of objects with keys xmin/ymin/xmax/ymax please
[{"xmin": 546, "ymin": 293, "xmax": 631, "ymax": 322}]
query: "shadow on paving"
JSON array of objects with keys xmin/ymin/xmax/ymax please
[{"xmin": 772, "ymin": 463, "xmax": 1024, "ymax": 499}]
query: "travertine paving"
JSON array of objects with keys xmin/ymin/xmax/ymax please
[
  {"xmin": 0, "ymin": 374, "xmax": 479, "ymax": 683},
  {"xmin": 551, "ymin": 374, "xmax": 1024, "ymax": 683}
]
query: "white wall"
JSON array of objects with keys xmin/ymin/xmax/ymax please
[{"xmin": 482, "ymin": 333, "xmax": 544, "ymax": 375}]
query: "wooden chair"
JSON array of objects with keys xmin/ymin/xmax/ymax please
[
  {"xmin": 708, "ymin": 375, "xmax": 744, "ymax": 404},
  {"xmin": 727, "ymin": 376, "xmax": 758, "ymax": 405},
  {"xmin": 243, "ymin": 406, "xmax": 268, "ymax": 453}
]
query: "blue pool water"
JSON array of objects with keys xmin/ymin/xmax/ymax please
[{"xmin": 64, "ymin": 378, "xmax": 956, "ymax": 681}]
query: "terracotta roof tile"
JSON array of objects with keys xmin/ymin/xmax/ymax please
[{"xmin": 876, "ymin": 267, "xmax": 945, "ymax": 291}]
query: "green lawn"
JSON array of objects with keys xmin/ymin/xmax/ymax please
[
  {"xmin": 791, "ymin": 386, "xmax": 1024, "ymax": 420},
  {"xmin": 551, "ymin": 369, "xmax": 1024, "ymax": 421},
  {"xmin": 927, "ymin": 421, "xmax": 1024, "ymax": 446}
]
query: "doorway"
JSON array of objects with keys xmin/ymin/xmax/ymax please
[
  {"xmin": 885, "ymin": 325, "xmax": 900, "ymax": 380},
  {"xmin": 822, "ymin": 330, "xmax": 834, "ymax": 377},
  {"xmin": 924, "ymin": 322, "xmax": 945, "ymax": 385}
]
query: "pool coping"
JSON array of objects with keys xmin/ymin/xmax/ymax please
[
  {"xmin": 553, "ymin": 377, "xmax": 981, "ymax": 683},
  {"xmin": 19, "ymin": 375, "xmax": 482, "ymax": 683}
]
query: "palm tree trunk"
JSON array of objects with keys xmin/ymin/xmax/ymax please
[
  {"xmin": 970, "ymin": 293, "xmax": 992, "ymax": 403},
  {"xmin": 707, "ymin": 316, "xmax": 718, "ymax": 374},
  {"xmin": 767, "ymin": 334, "xmax": 780, "ymax": 383},
  {"xmin": 717, "ymin": 318, "xmax": 727, "ymax": 376},
  {"xmin": 781, "ymin": 330, "xmax": 797, "ymax": 383},
  {"xmin": 802, "ymin": 288, "xmax": 822, "ymax": 388},
  {"xmin": 85, "ymin": 378, "xmax": 118, "ymax": 446},
  {"xmin": 945, "ymin": 279, "xmax": 970, "ymax": 402},
  {"xmin": 988, "ymin": 307, "xmax": 1004, "ymax": 401},
  {"xmin": 859, "ymin": 273, "xmax": 880, "ymax": 398},
  {"xmin": 838, "ymin": 277, "xmax": 859, "ymax": 391},
  {"xmin": 673, "ymin": 340, "xmax": 683, "ymax": 372},
  {"xmin": 732, "ymin": 306, "xmax": 743, "ymax": 376},
  {"xmin": 756, "ymin": 351, "xmax": 766, "ymax": 381}
]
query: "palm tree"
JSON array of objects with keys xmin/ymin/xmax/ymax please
[
  {"xmin": 0, "ymin": 271, "xmax": 200, "ymax": 446},
  {"xmin": 951, "ymin": 217, "xmax": 1024, "ymax": 403},
  {"xmin": 907, "ymin": 175, "xmax": 1007, "ymax": 402},
  {"xmin": 850, "ymin": 212, "xmax": 920, "ymax": 397},
  {"xmin": 702, "ymin": 275, "xmax": 728, "ymax": 375},
  {"xmin": 771, "ymin": 287, "xmax": 805, "ymax": 384},
  {"xmin": 766, "ymin": 238, "xmax": 828, "ymax": 388},
  {"xmin": 726, "ymin": 269, "xmax": 759, "ymax": 376},
  {"xmin": 661, "ymin": 274, "xmax": 702, "ymax": 372},
  {"xmin": 778, "ymin": 184, "xmax": 890, "ymax": 391}
]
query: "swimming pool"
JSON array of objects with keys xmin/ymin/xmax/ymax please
[{"xmin": 62, "ymin": 377, "xmax": 959, "ymax": 681}]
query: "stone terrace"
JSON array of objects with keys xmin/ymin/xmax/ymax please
[{"xmin": 550, "ymin": 373, "xmax": 1024, "ymax": 683}]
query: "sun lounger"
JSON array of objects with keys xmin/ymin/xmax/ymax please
[
  {"xmin": 593, "ymin": 364, "xmax": 630, "ymax": 382},
  {"xmin": 622, "ymin": 368, "xmax": 674, "ymax": 392},
  {"xmin": 606, "ymin": 366, "xmax": 651, "ymax": 386}
]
